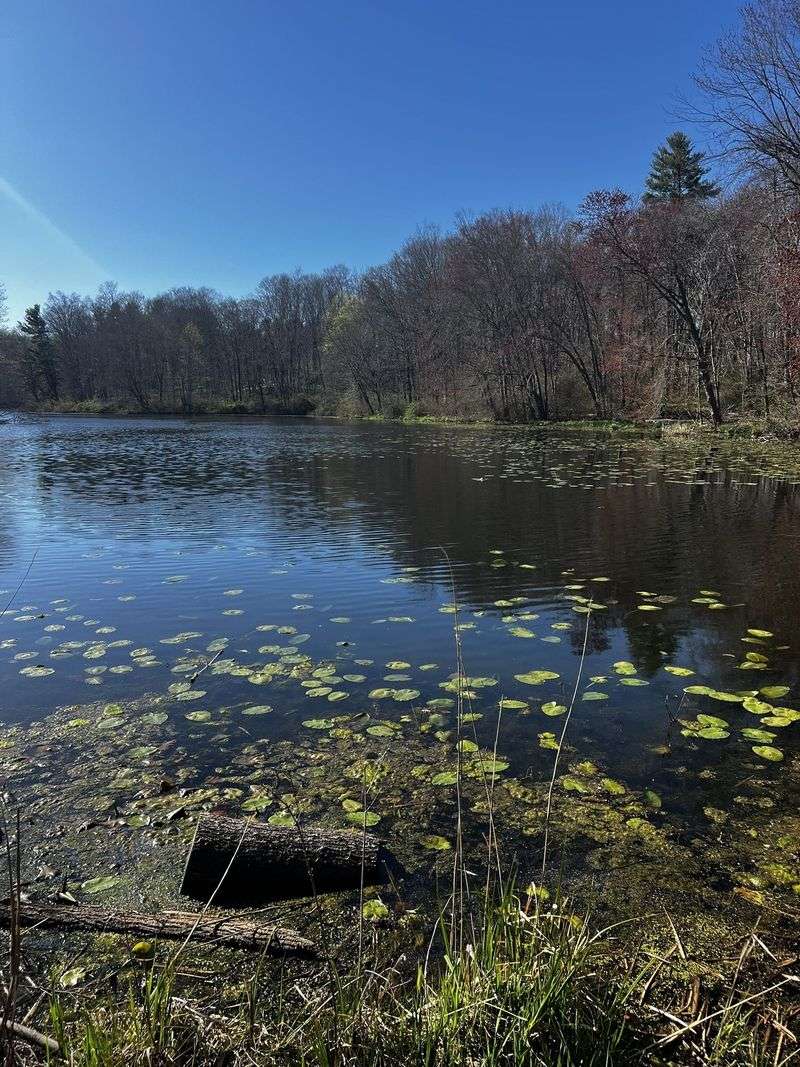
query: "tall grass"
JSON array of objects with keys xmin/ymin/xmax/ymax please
[{"xmin": 36, "ymin": 882, "xmax": 798, "ymax": 1065}]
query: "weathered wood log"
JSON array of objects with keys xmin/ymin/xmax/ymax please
[
  {"xmin": 0, "ymin": 900, "xmax": 316, "ymax": 957},
  {"xmin": 1, "ymin": 1018, "xmax": 62, "ymax": 1059},
  {"xmin": 181, "ymin": 814, "xmax": 402, "ymax": 905}
]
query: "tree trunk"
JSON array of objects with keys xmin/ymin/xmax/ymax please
[
  {"xmin": 0, "ymin": 900, "xmax": 316, "ymax": 957},
  {"xmin": 181, "ymin": 815, "xmax": 402, "ymax": 906}
]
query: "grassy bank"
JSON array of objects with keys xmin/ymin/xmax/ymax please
[
  {"xmin": 355, "ymin": 411, "xmax": 800, "ymax": 442},
  {"xmin": 6, "ymin": 883, "xmax": 795, "ymax": 1066}
]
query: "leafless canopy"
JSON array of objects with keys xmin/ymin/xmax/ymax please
[{"xmin": 695, "ymin": 0, "xmax": 800, "ymax": 194}]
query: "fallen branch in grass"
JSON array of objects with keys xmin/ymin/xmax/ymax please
[
  {"xmin": 1, "ymin": 1017, "xmax": 61, "ymax": 1058},
  {"xmin": 0, "ymin": 900, "xmax": 317, "ymax": 957}
]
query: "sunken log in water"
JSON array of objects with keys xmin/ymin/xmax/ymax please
[
  {"xmin": 181, "ymin": 814, "xmax": 402, "ymax": 905},
  {"xmin": 0, "ymin": 900, "xmax": 317, "ymax": 957}
]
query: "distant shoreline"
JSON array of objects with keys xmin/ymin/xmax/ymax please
[{"xmin": 5, "ymin": 406, "xmax": 800, "ymax": 444}]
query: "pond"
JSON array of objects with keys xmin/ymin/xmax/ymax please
[{"xmin": 2, "ymin": 413, "xmax": 800, "ymax": 922}]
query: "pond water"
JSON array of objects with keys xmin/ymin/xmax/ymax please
[{"xmin": 2, "ymin": 413, "xmax": 800, "ymax": 915}]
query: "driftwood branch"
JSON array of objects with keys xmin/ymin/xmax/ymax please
[
  {"xmin": 181, "ymin": 814, "xmax": 403, "ymax": 906},
  {"xmin": 0, "ymin": 900, "xmax": 317, "ymax": 958},
  {"xmin": 1, "ymin": 1018, "xmax": 61, "ymax": 1058}
]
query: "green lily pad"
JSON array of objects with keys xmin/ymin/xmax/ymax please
[
  {"xmin": 367, "ymin": 724, "xmax": 397, "ymax": 738},
  {"xmin": 141, "ymin": 711, "xmax": 168, "ymax": 726},
  {"xmin": 515, "ymin": 670, "xmax": 560, "ymax": 685},
  {"xmin": 362, "ymin": 899, "xmax": 389, "ymax": 920},
  {"xmin": 19, "ymin": 666, "xmax": 55, "ymax": 678},
  {"xmin": 59, "ymin": 966, "xmax": 88, "ymax": 988},
  {"xmin": 752, "ymin": 745, "xmax": 784, "ymax": 762},
  {"xmin": 741, "ymin": 728, "xmax": 776, "ymax": 742},
  {"xmin": 419, "ymin": 834, "xmax": 451, "ymax": 851},
  {"xmin": 346, "ymin": 810, "xmax": 381, "ymax": 827},
  {"xmin": 81, "ymin": 875, "xmax": 120, "ymax": 895},
  {"xmin": 541, "ymin": 701, "xmax": 567, "ymax": 716},
  {"xmin": 561, "ymin": 775, "xmax": 591, "ymax": 793},
  {"xmin": 601, "ymin": 778, "xmax": 626, "ymax": 795},
  {"xmin": 760, "ymin": 686, "xmax": 790, "ymax": 699},
  {"xmin": 392, "ymin": 689, "xmax": 420, "ymax": 702},
  {"xmin": 697, "ymin": 714, "xmax": 729, "ymax": 728},
  {"xmin": 613, "ymin": 661, "xmax": 637, "ymax": 675},
  {"xmin": 742, "ymin": 697, "xmax": 773, "ymax": 715}
]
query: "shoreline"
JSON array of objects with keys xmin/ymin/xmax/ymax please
[{"xmin": 6, "ymin": 405, "xmax": 800, "ymax": 444}]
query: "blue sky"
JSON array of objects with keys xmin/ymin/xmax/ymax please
[{"xmin": 1, "ymin": 0, "xmax": 737, "ymax": 323}]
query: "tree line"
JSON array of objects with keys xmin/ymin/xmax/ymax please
[{"xmin": 3, "ymin": 0, "xmax": 800, "ymax": 426}]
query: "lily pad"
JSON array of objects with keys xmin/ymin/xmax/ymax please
[
  {"xmin": 515, "ymin": 670, "xmax": 560, "ymax": 685},
  {"xmin": 81, "ymin": 875, "xmax": 120, "ymax": 895},
  {"xmin": 391, "ymin": 689, "xmax": 420, "ymax": 702},
  {"xmin": 419, "ymin": 834, "xmax": 451, "ymax": 851},
  {"xmin": 541, "ymin": 701, "xmax": 567, "ymax": 716},
  {"xmin": 752, "ymin": 745, "xmax": 784, "ymax": 762},
  {"xmin": 346, "ymin": 810, "xmax": 381, "ymax": 827},
  {"xmin": 140, "ymin": 712, "xmax": 169, "ymax": 729}
]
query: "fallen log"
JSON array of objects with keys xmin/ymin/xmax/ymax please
[
  {"xmin": 1, "ymin": 1018, "xmax": 62, "ymax": 1059},
  {"xmin": 181, "ymin": 814, "xmax": 402, "ymax": 905},
  {"xmin": 0, "ymin": 900, "xmax": 317, "ymax": 957}
]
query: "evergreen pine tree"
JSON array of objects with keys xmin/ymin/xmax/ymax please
[
  {"xmin": 643, "ymin": 132, "xmax": 719, "ymax": 202},
  {"xmin": 17, "ymin": 304, "xmax": 59, "ymax": 401}
]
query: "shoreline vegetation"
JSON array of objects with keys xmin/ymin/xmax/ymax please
[
  {"xmin": 3, "ymin": 590, "xmax": 800, "ymax": 1064},
  {"xmin": 21, "ymin": 883, "xmax": 800, "ymax": 1066},
  {"xmin": 8, "ymin": 401, "xmax": 800, "ymax": 446}
]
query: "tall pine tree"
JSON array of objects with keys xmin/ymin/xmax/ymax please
[
  {"xmin": 643, "ymin": 132, "xmax": 719, "ymax": 202},
  {"xmin": 17, "ymin": 304, "xmax": 59, "ymax": 402}
]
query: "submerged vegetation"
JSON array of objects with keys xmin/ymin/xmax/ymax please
[{"xmin": 3, "ymin": 518, "xmax": 800, "ymax": 1061}]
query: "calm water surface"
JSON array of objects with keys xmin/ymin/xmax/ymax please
[{"xmin": 2, "ymin": 413, "xmax": 800, "ymax": 863}]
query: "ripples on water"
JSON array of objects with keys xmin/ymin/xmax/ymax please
[{"xmin": 2, "ymin": 412, "xmax": 800, "ymax": 854}]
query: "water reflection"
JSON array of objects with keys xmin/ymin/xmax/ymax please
[{"xmin": 1, "ymin": 413, "xmax": 800, "ymax": 818}]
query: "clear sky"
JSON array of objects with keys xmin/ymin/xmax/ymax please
[{"xmin": 1, "ymin": 0, "xmax": 737, "ymax": 323}]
